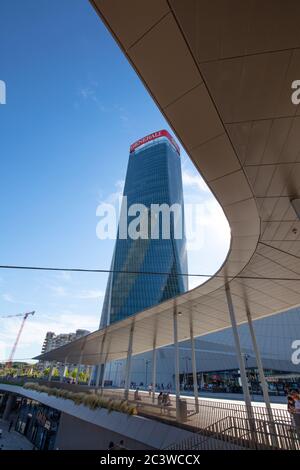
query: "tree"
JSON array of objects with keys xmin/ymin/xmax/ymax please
[{"xmin": 78, "ymin": 371, "xmax": 89, "ymax": 383}]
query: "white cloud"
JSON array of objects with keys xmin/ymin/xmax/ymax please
[
  {"xmin": 2, "ymin": 293, "xmax": 15, "ymax": 303},
  {"xmin": 56, "ymin": 271, "xmax": 72, "ymax": 282},
  {"xmin": 78, "ymin": 83, "xmax": 106, "ymax": 112},
  {"xmin": 1, "ymin": 293, "xmax": 37, "ymax": 306},
  {"xmin": 76, "ymin": 290, "xmax": 104, "ymax": 300},
  {"xmin": 182, "ymin": 169, "xmax": 209, "ymax": 193},
  {"xmin": 48, "ymin": 285, "xmax": 67, "ymax": 297},
  {"xmin": 104, "ymin": 179, "xmax": 125, "ymax": 205},
  {"xmin": 180, "ymin": 163, "xmax": 231, "ymax": 289},
  {"xmin": 48, "ymin": 283, "xmax": 104, "ymax": 300}
]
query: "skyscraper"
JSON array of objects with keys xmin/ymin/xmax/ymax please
[{"xmin": 100, "ymin": 130, "xmax": 188, "ymax": 328}]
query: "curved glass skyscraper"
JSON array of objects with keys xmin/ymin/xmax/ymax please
[{"xmin": 100, "ymin": 130, "xmax": 188, "ymax": 328}]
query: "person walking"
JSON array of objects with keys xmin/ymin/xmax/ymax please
[
  {"xmin": 293, "ymin": 390, "xmax": 300, "ymax": 438},
  {"xmin": 287, "ymin": 388, "xmax": 296, "ymax": 415},
  {"xmin": 157, "ymin": 391, "xmax": 163, "ymax": 412},
  {"xmin": 118, "ymin": 439, "xmax": 125, "ymax": 449},
  {"xmin": 107, "ymin": 441, "xmax": 115, "ymax": 450},
  {"xmin": 134, "ymin": 388, "xmax": 141, "ymax": 401}
]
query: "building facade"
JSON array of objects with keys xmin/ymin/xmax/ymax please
[
  {"xmin": 41, "ymin": 329, "xmax": 90, "ymax": 354},
  {"xmin": 100, "ymin": 130, "xmax": 188, "ymax": 327},
  {"xmin": 39, "ymin": 329, "xmax": 90, "ymax": 371},
  {"xmin": 104, "ymin": 307, "xmax": 300, "ymax": 396}
]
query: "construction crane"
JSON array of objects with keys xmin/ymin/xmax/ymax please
[{"xmin": 1, "ymin": 311, "xmax": 35, "ymax": 367}]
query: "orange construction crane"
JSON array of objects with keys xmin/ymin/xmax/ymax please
[{"xmin": 1, "ymin": 311, "xmax": 35, "ymax": 367}]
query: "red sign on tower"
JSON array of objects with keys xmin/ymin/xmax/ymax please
[{"xmin": 130, "ymin": 130, "xmax": 180, "ymax": 155}]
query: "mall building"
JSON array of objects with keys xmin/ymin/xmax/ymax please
[{"xmin": 103, "ymin": 307, "xmax": 300, "ymax": 396}]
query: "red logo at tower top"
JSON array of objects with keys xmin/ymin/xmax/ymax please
[{"xmin": 130, "ymin": 130, "xmax": 180, "ymax": 155}]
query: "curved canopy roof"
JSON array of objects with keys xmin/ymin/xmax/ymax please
[{"xmin": 36, "ymin": 0, "xmax": 300, "ymax": 365}]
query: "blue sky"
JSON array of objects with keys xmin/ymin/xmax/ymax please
[{"xmin": 0, "ymin": 0, "xmax": 230, "ymax": 362}]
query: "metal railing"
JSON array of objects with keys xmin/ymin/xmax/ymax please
[
  {"xmin": 166, "ymin": 415, "xmax": 300, "ymax": 450},
  {"xmin": 190, "ymin": 397, "xmax": 290, "ymax": 430}
]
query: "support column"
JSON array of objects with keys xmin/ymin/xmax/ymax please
[
  {"xmin": 75, "ymin": 339, "xmax": 87, "ymax": 385},
  {"xmin": 100, "ymin": 364, "xmax": 107, "ymax": 395},
  {"xmin": 3, "ymin": 394, "xmax": 16, "ymax": 421},
  {"xmin": 173, "ymin": 306, "xmax": 181, "ymax": 421},
  {"xmin": 75, "ymin": 354, "xmax": 82, "ymax": 385},
  {"xmin": 96, "ymin": 334, "xmax": 106, "ymax": 388},
  {"xmin": 246, "ymin": 308, "xmax": 278, "ymax": 446},
  {"xmin": 60, "ymin": 357, "xmax": 68, "ymax": 383},
  {"xmin": 88, "ymin": 366, "xmax": 93, "ymax": 387},
  {"xmin": 100, "ymin": 340, "xmax": 111, "ymax": 396},
  {"xmin": 151, "ymin": 337, "xmax": 157, "ymax": 404},
  {"xmin": 189, "ymin": 312, "xmax": 199, "ymax": 414},
  {"xmin": 225, "ymin": 284, "xmax": 254, "ymax": 424},
  {"xmin": 124, "ymin": 322, "xmax": 134, "ymax": 400},
  {"xmin": 95, "ymin": 365, "xmax": 101, "ymax": 388},
  {"xmin": 48, "ymin": 364, "xmax": 54, "ymax": 383}
]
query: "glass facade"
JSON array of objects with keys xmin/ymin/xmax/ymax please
[
  {"xmin": 100, "ymin": 132, "xmax": 188, "ymax": 327},
  {"xmin": 15, "ymin": 398, "xmax": 60, "ymax": 450}
]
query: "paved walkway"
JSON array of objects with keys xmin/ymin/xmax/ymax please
[
  {"xmin": 0, "ymin": 420, "xmax": 32, "ymax": 450},
  {"xmin": 98, "ymin": 387, "xmax": 290, "ymax": 432}
]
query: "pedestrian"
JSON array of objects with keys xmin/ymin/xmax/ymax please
[
  {"xmin": 165, "ymin": 392, "xmax": 171, "ymax": 406},
  {"xmin": 287, "ymin": 388, "xmax": 296, "ymax": 415},
  {"xmin": 134, "ymin": 388, "xmax": 141, "ymax": 401},
  {"xmin": 157, "ymin": 392, "xmax": 163, "ymax": 407},
  {"xmin": 293, "ymin": 390, "xmax": 300, "ymax": 437},
  {"xmin": 118, "ymin": 439, "xmax": 125, "ymax": 449},
  {"xmin": 8, "ymin": 420, "xmax": 14, "ymax": 433},
  {"xmin": 148, "ymin": 383, "xmax": 152, "ymax": 396},
  {"xmin": 107, "ymin": 441, "xmax": 115, "ymax": 450}
]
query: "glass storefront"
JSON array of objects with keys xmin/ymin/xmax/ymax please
[
  {"xmin": 180, "ymin": 368, "xmax": 300, "ymax": 396},
  {"xmin": 15, "ymin": 398, "xmax": 60, "ymax": 450}
]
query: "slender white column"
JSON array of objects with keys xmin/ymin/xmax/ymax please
[
  {"xmin": 75, "ymin": 354, "xmax": 83, "ymax": 385},
  {"xmin": 173, "ymin": 306, "xmax": 180, "ymax": 420},
  {"xmin": 48, "ymin": 364, "xmax": 54, "ymax": 383},
  {"xmin": 88, "ymin": 366, "xmax": 93, "ymax": 387},
  {"xmin": 100, "ymin": 341, "xmax": 111, "ymax": 396},
  {"xmin": 96, "ymin": 334, "xmax": 106, "ymax": 388},
  {"xmin": 124, "ymin": 322, "xmax": 135, "ymax": 400},
  {"xmin": 246, "ymin": 308, "xmax": 278, "ymax": 446},
  {"xmin": 75, "ymin": 339, "xmax": 87, "ymax": 385},
  {"xmin": 61, "ymin": 356, "xmax": 68, "ymax": 383},
  {"xmin": 151, "ymin": 338, "xmax": 157, "ymax": 404},
  {"xmin": 225, "ymin": 284, "xmax": 254, "ymax": 424},
  {"xmin": 189, "ymin": 312, "xmax": 199, "ymax": 413}
]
